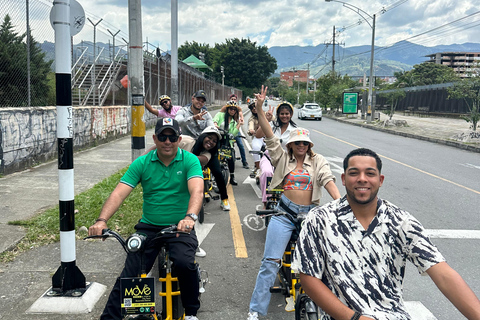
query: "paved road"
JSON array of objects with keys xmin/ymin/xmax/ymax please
[{"xmin": 0, "ymin": 103, "xmax": 478, "ymax": 319}]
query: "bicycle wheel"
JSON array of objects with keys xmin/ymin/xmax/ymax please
[
  {"xmin": 221, "ymin": 163, "xmax": 230, "ymax": 185},
  {"xmin": 295, "ymin": 294, "xmax": 318, "ymax": 320},
  {"xmin": 199, "ymin": 203, "xmax": 205, "ymax": 224}
]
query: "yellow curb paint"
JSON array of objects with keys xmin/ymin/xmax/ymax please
[
  {"xmin": 227, "ymin": 184, "xmax": 248, "ymax": 258},
  {"xmin": 313, "ymin": 129, "xmax": 480, "ymax": 195}
]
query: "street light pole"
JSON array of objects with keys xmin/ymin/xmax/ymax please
[{"xmin": 325, "ymin": 0, "xmax": 376, "ymax": 122}]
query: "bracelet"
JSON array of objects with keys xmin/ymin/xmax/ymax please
[
  {"xmin": 95, "ymin": 218, "xmax": 108, "ymax": 224},
  {"xmin": 351, "ymin": 311, "xmax": 361, "ymax": 320}
]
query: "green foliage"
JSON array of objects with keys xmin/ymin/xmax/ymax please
[
  {"xmin": 178, "ymin": 41, "xmax": 212, "ymax": 66},
  {"xmin": 447, "ymin": 78, "xmax": 480, "ymax": 131},
  {"xmin": 0, "ymin": 167, "xmax": 143, "ymax": 262},
  {"xmin": 0, "ymin": 15, "xmax": 53, "ymax": 107},
  {"xmin": 315, "ymin": 72, "xmax": 358, "ymax": 110},
  {"xmin": 378, "ymin": 89, "xmax": 406, "ymax": 120},
  {"xmin": 393, "ymin": 62, "xmax": 459, "ymax": 87},
  {"xmin": 179, "ymin": 38, "xmax": 277, "ymax": 93}
]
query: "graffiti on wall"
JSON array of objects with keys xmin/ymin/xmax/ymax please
[{"xmin": 0, "ymin": 106, "xmax": 157, "ymax": 175}]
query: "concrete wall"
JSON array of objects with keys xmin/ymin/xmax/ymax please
[{"xmin": 0, "ymin": 106, "xmax": 157, "ymax": 175}]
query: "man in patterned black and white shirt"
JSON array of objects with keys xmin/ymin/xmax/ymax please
[{"xmin": 292, "ymin": 148, "xmax": 480, "ymax": 320}]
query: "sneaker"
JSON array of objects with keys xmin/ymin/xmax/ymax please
[
  {"xmin": 185, "ymin": 316, "xmax": 199, "ymax": 320},
  {"xmin": 221, "ymin": 199, "xmax": 231, "ymax": 211},
  {"xmin": 230, "ymin": 176, "xmax": 238, "ymax": 186},
  {"xmin": 243, "ymin": 162, "xmax": 249, "ymax": 169},
  {"xmin": 195, "ymin": 247, "xmax": 206, "ymax": 257},
  {"xmin": 247, "ymin": 311, "xmax": 258, "ymax": 320}
]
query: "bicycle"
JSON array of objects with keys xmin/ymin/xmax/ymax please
[
  {"xmin": 85, "ymin": 225, "xmax": 208, "ymax": 320},
  {"xmin": 199, "ymin": 166, "xmax": 219, "ymax": 223},
  {"xmin": 255, "ymin": 207, "xmax": 319, "ymax": 320}
]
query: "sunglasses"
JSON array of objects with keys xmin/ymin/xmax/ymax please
[
  {"xmin": 294, "ymin": 141, "xmax": 310, "ymax": 146},
  {"xmin": 157, "ymin": 134, "xmax": 179, "ymax": 142}
]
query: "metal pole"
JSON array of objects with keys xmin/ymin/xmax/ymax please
[
  {"xmin": 332, "ymin": 26, "xmax": 336, "ymax": 75},
  {"xmin": 87, "ymin": 18, "xmax": 102, "ymax": 106},
  {"xmin": 51, "ymin": 0, "xmax": 86, "ymax": 294},
  {"xmin": 368, "ymin": 14, "xmax": 376, "ymax": 122},
  {"xmin": 107, "ymin": 29, "xmax": 120, "ymax": 105},
  {"xmin": 26, "ymin": 0, "xmax": 31, "ymax": 107},
  {"xmin": 171, "ymin": 0, "xmax": 179, "ymax": 104},
  {"xmin": 128, "ymin": 0, "xmax": 145, "ymax": 160}
]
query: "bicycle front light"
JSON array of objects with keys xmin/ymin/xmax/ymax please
[{"xmin": 126, "ymin": 233, "xmax": 147, "ymax": 252}]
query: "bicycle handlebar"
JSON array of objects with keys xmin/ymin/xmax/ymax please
[{"xmin": 84, "ymin": 224, "xmax": 189, "ymax": 254}]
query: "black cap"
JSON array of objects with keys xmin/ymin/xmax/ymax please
[
  {"xmin": 155, "ymin": 118, "xmax": 181, "ymax": 136},
  {"xmin": 193, "ymin": 90, "xmax": 207, "ymax": 101}
]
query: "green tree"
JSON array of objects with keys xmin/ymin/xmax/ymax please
[
  {"xmin": 447, "ymin": 78, "xmax": 480, "ymax": 131},
  {"xmin": 378, "ymin": 88, "xmax": 406, "ymax": 120},
  {"xmin": 0, "ymin": 15, "xmax": 53, "ymax": 107},
  {"xmin": 393, "ymin": 63, "xmax": 459, "ymax": 87},
  {"xmin": 315, "ymin": 72, "xmax": 357, "ymax": 110},
  {"xmin": 178, "ymin": 41, "xmax": 213, "ymax": 65},
  {"xmin": 211, "ymin": 38, "xmax": 277, "ymax": 92}
]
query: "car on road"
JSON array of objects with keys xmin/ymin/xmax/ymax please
[{"xmin": 298, "ymin": 103, "xmax": 322, "ymax": 120}]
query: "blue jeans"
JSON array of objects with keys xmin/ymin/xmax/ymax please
[
  {"xmin": 249, "ymin": 195, "xmax": 316, "ymax": 315},
  {"xmin": 235, "ymin": 135, "xmax": 247, "ymax": 164}
]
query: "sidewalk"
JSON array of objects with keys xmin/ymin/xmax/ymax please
[
  {"xmin": 0, "ymin": 110, "xmax": 478, "ymax": 319},
  {"xmin": 326, "ymin": 111, "xmax": 480, "ymax": 153}
]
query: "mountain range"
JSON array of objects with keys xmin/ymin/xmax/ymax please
[
  {"xmin": 268, "ymin": 40, "xmax": 480, "ymax": 78},
  {"xmin": 40, "ymin": 40, "xmax": 480, "ymax": 78}
]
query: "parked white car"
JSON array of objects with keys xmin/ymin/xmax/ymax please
[{"xmin": 298, "ymin": 103, "xmax": 322, "ymax": 120}]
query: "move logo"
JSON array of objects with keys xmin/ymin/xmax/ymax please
[{"xmin": 124, "ymin": 284, "xmax": 152, "ymax": 298}]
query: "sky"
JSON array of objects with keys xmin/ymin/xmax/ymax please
[
  {"xmin": 5, "ymin": 0, "xmax": 480, "ymax": 53},
  {"xmin": 65, "ymin": 0, "xmax": 480, "ymax": 52}
]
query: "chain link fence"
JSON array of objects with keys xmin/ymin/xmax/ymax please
[{"xmin": 1, "ymin": 0, "xmax": 239, "ymax": 108}]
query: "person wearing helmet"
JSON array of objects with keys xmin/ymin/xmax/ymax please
[
  {"xmin": 220, "ymin": 94, "xmax": 249, "ymax": 169},
  {"xmin": 145, "ymin": 95, "xmax": 182, "ymax": 119},
  {"xmin": 213, "ymin": 101, "xmax": 242, "ymax": 188}
]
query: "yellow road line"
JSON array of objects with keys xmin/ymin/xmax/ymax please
[
  {"xmin": 227, "ymin": 184, "xmax": 248, "ymax": 258},
  {"xmin": 313, "ymin": 129, "xmax": 480, "ymax": 195}
]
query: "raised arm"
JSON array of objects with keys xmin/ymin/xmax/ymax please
[
  {"xmin": 144, "ymin": 100, "xmax": 159, "ymax": 117},
  {"xmin": 427, "ymin": 262, "xmax": 480, "ymax": 319},
  {"xmin": 254, "ymin": 86, "xmax": 274, "ymax": 139}
]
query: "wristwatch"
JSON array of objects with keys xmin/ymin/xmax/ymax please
[{"xmin": 186, "ymin": 213, "xmax": 198, "ymax": 222}]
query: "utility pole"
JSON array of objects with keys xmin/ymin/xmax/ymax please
[
  {"xmin": 171, "ymin": 0, "xmax": 179, "ymax": 105},
  {"xmin": 332, "ymin": 26, "xmax": 335, "ymax": 74},
  {"xmin": 128, "ymin": 0, "xmax": 145, "ymax": 161}
]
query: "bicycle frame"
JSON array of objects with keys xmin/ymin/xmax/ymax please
[{"xmin": 84, "ymin": 226, "xmax": 194, "ymax": 320}]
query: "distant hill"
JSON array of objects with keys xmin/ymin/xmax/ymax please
[{"xmin": 268, "ymin": 40, "xmax": 480, "ymax": 77}]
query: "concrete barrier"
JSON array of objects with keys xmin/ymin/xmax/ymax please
[{"xmin": 0, "ymin": 106, "xmax": 158, "ymax": 175}]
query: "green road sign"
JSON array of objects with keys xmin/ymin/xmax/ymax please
[{"xmin": 343, "ymin": 92, "xmax": 358, "ymax": 114}]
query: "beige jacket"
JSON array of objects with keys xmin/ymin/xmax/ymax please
[{"xmin": 265, "ymin": 135, "xmax": 335, "ymax": 205}]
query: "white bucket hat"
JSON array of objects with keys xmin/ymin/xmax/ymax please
[{"xmin": 286, "ymin": 128, "xmax": 314, "ymax": 147}]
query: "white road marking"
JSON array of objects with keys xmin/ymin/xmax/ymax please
[
  {"xmin": 405, "ymin": 301, "xmax": 437, "ymax": 320},
  {"xmin": 195, "ymin": 222, "xmax": 215, "ymax": 245},
  {"xmin": 324, "ymin": 156, "xmax": 344, "ymax": 175},
  {"xmin": 461, "ymin": 163, "xmax": 480, "ymax": 170},
  {"xmin": 425, "ymin": 229, "xmax": 480, "ymax": 239},
  {"xmin": 243, "ymin": 176, "xmax": 262, "ymax": 198}
]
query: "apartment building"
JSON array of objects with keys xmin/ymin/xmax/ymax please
[{"xmin": 425, "ymin": 52, "xmax": 480, "ymax": 78}]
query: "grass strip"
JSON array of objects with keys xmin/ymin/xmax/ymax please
[{"xmin": 0, "ymin": 166, "xmax": 143, "ymax": 263}]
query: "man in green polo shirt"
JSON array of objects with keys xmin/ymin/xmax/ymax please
[{"xmin": 89, "ymin": 118, "xmax": 203, "ymax": 320}]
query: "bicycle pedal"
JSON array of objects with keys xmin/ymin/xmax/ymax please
[
  {"xmin": 212, "ymin": 195, "xmax": 220, "ymax": 200},
  {"xmin": 269, "ymin": 286, "xmax": 283, "ymax": 293},
  {"xmin": 249, "ymin": 173, "xmax": 256, "ymax": 178},
  {"xmin": 285, "ymin": 296, "xmax": 295, "ymax": 312}
]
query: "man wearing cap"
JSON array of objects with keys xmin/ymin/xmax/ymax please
[
  {"xmin": 176, "ymin": 90, "xmax": 214, "ymax": 138},
  {"xmin": 176, "ymin": 90, "xmax": 232, "ymax": 211},
  {"xmin": 89, "ymin": 118, "xmax": 204, "ymax": 320},
  {"xmin": 145, "ymin": 95, "xmax": 182, "ymax": 119}
]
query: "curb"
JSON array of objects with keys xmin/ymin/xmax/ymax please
[{"xmin": 325, "ymin": 115, "xmax": 480, "ymax": 154}]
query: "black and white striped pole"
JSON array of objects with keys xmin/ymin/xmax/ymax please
[{"xmin": 50, "ymin": 0, "xmax": 86, "ymax": 294}]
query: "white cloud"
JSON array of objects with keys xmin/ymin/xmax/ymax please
[{"xmin": 6, "ymin": 0, "xmax": 480, "ymax": 50}]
